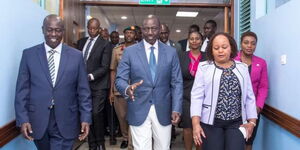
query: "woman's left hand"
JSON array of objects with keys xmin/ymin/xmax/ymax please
[{"xmin": 240, "ymin": 123, "xmax": 255, "ymax": 141}]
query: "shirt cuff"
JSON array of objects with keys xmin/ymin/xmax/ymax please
[
  {"xmin": 124, "ymin": 85, "xmax": 130, "ymax": 96},
  {"xmin": 88, "ymin": 74, "xmax": 94, "ymax": 81}
]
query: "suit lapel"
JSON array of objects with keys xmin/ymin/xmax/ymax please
[
  {"xmin": 154, "ymin": 42, "xmax": 166, "ymax": 85},
  {"xmin": 37, "ymin": 44, "xmax": 53, "ymax": 87},
  {"xmin": 55, "ymin": 44, "xmax": 69, "ymax": 87},
  {"xmin": 88, "ymin": 37, "xmax": 103, "ymax": 61},
  {"xmin": 136, "ymin": 42, "xmax": 153, "ymax": 85}
]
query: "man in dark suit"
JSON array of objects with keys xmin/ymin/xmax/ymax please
[
  {"xmin": 77, "ymin": 18, "xmax": 112, "ymax": 150},
  {"xmin": 178, "ymin": 24, "xmax": 200, "ymax": 52},
  {"xmin": 115, "ymin": 15, "xmax": 183, "ymax": 150},
  {"xmin": 200, "ymin": 20, "xmax": 217, "ymax": 52},
  {"xmin": 159, "ymin": 23, "xmax": 182, "ymax": 52},
  {"xmin": 15, "ymin": 14, "xmax": 91, "ymax": 150}
]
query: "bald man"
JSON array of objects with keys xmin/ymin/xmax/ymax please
[{"xmin": 15, "ymin": 14, "xmax": 92, "ymax": 150}]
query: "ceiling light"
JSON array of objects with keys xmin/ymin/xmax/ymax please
[
  {"xmin": 119, "ymin": 35, "xmax": 124, "ymax": 39},
  {"xmin": 176, "ymin": 29, "xmax": 181, "ymax": 33},
  {"xmin": 176, "ymin": 11, "xmax": 198, "ymax": 17},
  {"xmin": 121, "ymin": 16, "xmax": 127, "ymax": 20},
  {"xmin": 86, "ymin": 15, "xmax": 93, "ymax": 20}
]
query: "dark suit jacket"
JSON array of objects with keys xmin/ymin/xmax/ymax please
[
  {"xmin": 115, "ymin": 41, "xmax": 183, "ymax": 126},
  {"xmin": 77, "ymin": 37, "xmax": 112, "ymax": 91},
  {"xmin": 15, "ymin": 43, "xmax": 92, "ymax": 139},
  {"xmin": 178, "ymin": 51, "xmax": 206, "ymax": 101},
  {"xmin": 178, "ymin": 39, "xmax": 188, "ymax": 52}
]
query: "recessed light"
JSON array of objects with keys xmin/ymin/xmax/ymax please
[
  {"xmin": 176, "ymin": 29, "xmax": 181, "ymax": 33},
  {"xmin": 119, "ymin": 35, "xmax": 124, "ymax": 38},
  {"xmin": 86, "ymin": 15, "xmax": 93, "ymax": 20},
  {"xmin": 176, "ymin": 11, "xmax": 198, "ymax": 17},
  {"xmin": 121, "ymin": 16, "xmax": 127, "ymax": 20}
]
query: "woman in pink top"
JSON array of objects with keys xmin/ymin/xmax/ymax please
[{"xmin": 235, "ymin": 31, "xmax": 269, "ymax": 150}]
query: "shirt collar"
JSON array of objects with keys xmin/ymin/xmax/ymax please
[
  {"xmin": 88, "ymin": 35, "xmax": 100, "ymax": 41},
  {"xmin": 44, "ymin": 42, "xmax": 62, "ymax": 54},
  {"xmin": 143, "ymin": 39, "xmax": 158, "ymax": 50}
]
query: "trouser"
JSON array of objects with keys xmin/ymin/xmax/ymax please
[
  {"xmin": 34, "ymin": 109, "xmax": 75, "ymax": 150},
  {"xmin": 114, "ymin": 95, "xmax": 133, "ymax": 149},
  {"xmin": 201, "ymin": 118, "xmax": 245, "ymax": 150},
  {"xmin": 130, "ymin": 105, "xmax": 171, "ymax": 150},
  {"xmin": 88, "ymin": 89, "xmax": 107, "ymax": 148}
]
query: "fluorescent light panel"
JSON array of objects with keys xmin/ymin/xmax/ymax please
[{"xmin": 176, "ymin": 11, "xmax": 198, "ymax": 17}]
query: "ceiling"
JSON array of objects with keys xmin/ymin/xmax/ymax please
[{"xmin": 90, "ymin": 6, "xmax": 225, "ymax": 42}]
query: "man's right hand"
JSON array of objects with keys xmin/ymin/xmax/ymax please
[
  {"xmin": 21, "ymin": 122, "xmax": 34, "ymax": 141},
  {"xmin": 126, "ymin": 80, "xmax": 143, "ymax": 100}
]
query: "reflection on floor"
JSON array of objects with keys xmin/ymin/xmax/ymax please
[{"xmin": 73, "ymin": 128, "xmax": 198, "ymax": 150}]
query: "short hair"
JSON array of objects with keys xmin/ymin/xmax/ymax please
[
  {"xmin": 87, "ymin": 18, "xmax": 100, "ymax": 27},
  {"xmin": 205, "ymin": 20, "xmax": 217, "ymax": 28},
  {"xmin": 188, "ymin": 31, "xmax": 203, "ymax": 40},
  {"xmin": 241, "ymin": 31, "xmax": 258, "ymax": 42},
  {"xmin": 110, "ymin": 31, "xmax": 119, "ymax": 36},
  {"xmin": 189, "ymin": 24, "xmax": 200, "ymax": 32},
  {"xmin": 206, "ymin": 32, "xmax": 238, "ymax": 61}
]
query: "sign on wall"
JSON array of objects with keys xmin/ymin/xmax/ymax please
[{"xmin": 139, "ymin": 0, "xmax": 171, "ymax": 5}]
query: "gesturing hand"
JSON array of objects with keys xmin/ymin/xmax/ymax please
[
  {"xmin": 78, "ymin": 122, "xmax": 90, "ymax": 141},
  {"xmin": 21, "ymin": 122, "xmax": 34, "ymax": 141},
  {"xmin": 126, "ymin": 80, "xmax": 143, "ymax": 100}
]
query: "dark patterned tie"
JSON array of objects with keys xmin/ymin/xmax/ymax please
[
  {"xmin": 149, "ymin": 46, "xmax": 156, "ymax": 82},
  {"xmin": 48, "ymin": 49, "xmax": 56, "ymax": 86},
  {"xmin": 83, "ymin": 38, "xmax": 94, "ymax": 63}
]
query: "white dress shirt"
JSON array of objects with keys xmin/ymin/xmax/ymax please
[
  {"xmin": 44, "ymin": 42, "xmax": 62, "ymax": 86},
  {"xmin": 201, "ymin": 38, "xmax": 209, "ymax": 52},
  {"xmin": 82, "ymin": 35, "xmax": 100, "ymax": 60},
  {"xmin": 185, "ymin": 40, "xmax": 190, "ymax": 51},
  {"xmin": 82, "ymin": 35, "xmax": 100, "ymax": 81},
  {"xmin": 143, "ymin": 39, "xmax": 158, "ymax": 64}
]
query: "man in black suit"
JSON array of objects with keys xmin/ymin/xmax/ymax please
[
  {"xmin": 200, "ymin": 20, "xmax": 217, "ymax": 52},
  {"xmin": 159, "ymin": 23, "xmax": 181, "ymax": 53},
  {"xmin": 77, "ymin": 18, "xmax": 112, "ymax": 150},
  {"xmin": 177, "ymin": 24, "xmax": 200, "ymax": 52}
]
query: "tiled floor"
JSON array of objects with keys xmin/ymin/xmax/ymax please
[{"xmin": 74, "ymin": 128, "xmax": 197, "ymax": 150}]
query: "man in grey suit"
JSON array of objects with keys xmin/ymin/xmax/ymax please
[{"xmin": 115, "ymin": 15, "xmax": 183, "ymax": 150}]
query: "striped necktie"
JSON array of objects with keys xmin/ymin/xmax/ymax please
[
  {"xmin": 48, "ymin": 49, "xmax": 56, "ymax": 86},
  {"xmin": 83, "ymin": 38, "xmax": 94, "ymax": 63}
]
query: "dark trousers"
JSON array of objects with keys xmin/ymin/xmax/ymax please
[
  {"xmin": 88, "ymin": 89, "xmax": 107, "ymax": 148},
  {"xmin": 34, "ymin": 109, "xmax": 75, "ymax": 150},
  {"xmin": 201, "ymin": 118, "xmax": 245, "ymax": 150}
]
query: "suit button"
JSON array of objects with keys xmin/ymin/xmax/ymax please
[{"xmin": 149, "ymin": 100, "xmax": 152, "ymax": 103}]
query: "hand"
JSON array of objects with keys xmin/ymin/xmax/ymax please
[
  {"xmin": 21, "ymin": 122, "xmax": 34, "ymax": 141},
  {"xmin": 78, "ymin": 122, "xmax": 90, "ymax": 141},
  {"xmin": 109, "ymin": 91, "xmax": 114, "ymax": 105},
  {"xmin": 171, "ymin": 112, "xmax": 180, "ymax": 125},
  {"xmin": 126, "ymin": 80, "xmax": 143, "ymax": 101},
  {"xmin": 193, "ymin": 123, "xmax": 206, "ymax": 146},
  {"xmin": 256, "ymin": 106, "xmax": 262, "ymax": 114},
  {"xmin": 240, "ymin": 123, "xmax": 255, "ymax": 141}
]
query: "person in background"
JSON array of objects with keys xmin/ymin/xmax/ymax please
[
  {"xmin": 110, "ymin": 26, "xmax": 137, "ymax": 150},
  {"xmin": 100, "ymin": 28, "xmax": 110, "ymax": 41},
  {"xmin": 178, "ymin": 24, "xmax": 200, "ymax": 52},
  {"xmin": 191, "ymin": 33, "xmax": 257, "ymax": 150},
  {"xmin": 200, "ymin": 20, "xmax": 217, "ymax": 52},
  {"xmin": 115, "ymin": 15, "xmax": 183, "ymax": 150},
  {"xmin": 178, "ymin": 31, "xmax": 206, "ymax": 150},
  {"xmin": 134, "ymin": 25, "xmax": 143, "ymax": 42},
  {"xmin": 77, "ymin": 18, "xmax": 112, "ymax": 150},
  {"xmin": 234, "ymin": 31, "xmax": 269, "ymax": 150},
  {"xmin": 159, "ymin": 23, "xmax": 182, "ymax": 53},
  {"xmin": 15, "ymin": 14, "xmax": 91, "ymax": 150},
  {"xmin": 110, "ymin": 31, "xmax": 120, "ymax": 48}
]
